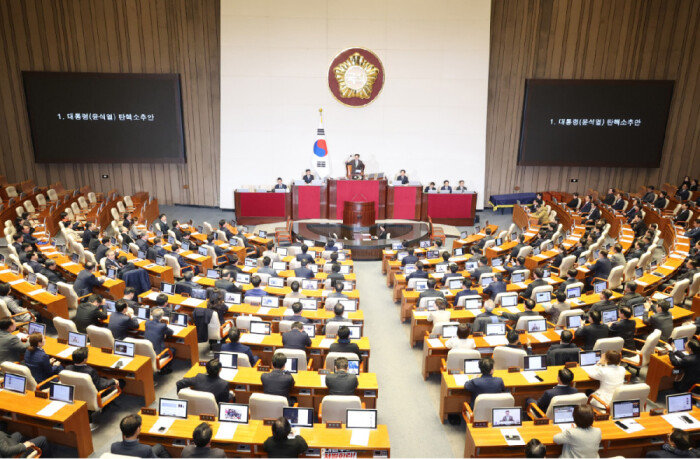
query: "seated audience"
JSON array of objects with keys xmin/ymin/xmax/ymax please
[
  {"xmin": 108, "ymin": 299, "xmax": 139, "ymax": 340},
  {"xmin": 263, "ymin": 417, "xmax": 308, "ymax": 458},
  {"xmin": 24, "ymin": 333, "xmax": 63, "ymax": 383},
  {"xmin": 587, "ymin": 350, "xmax": 626, "ymax": 407},
  {"xmin": 329, "ymin": 326, "xmax": 362, "ymax": 360},
  {"xmin": 111, "ymin": 414, "xmax": 170, "ymax": 457},
  {"xmin": 553, "ymin": 405, "xmax": 601, "ymax": 458},
  {"xmin": 221, "ymin": 327, "xmax": 258, "ymax": 366},
  {"xmin": 0, "ymin": 318, "xmax": 28, "ymax": 363},
  {"xmin": 464, "ymin": 357, "xmax": 505, "ymax": 407},
  {"xmin": 261, "ymin": 353, "xmax": 295, "ymax": 400},
  {"xmin": 325, "ymin": 357, "xmax": 359, "ymax": 396},
  {"xmin": 181, "ymin": 422, "xmax": 226, "ymax": 458}
]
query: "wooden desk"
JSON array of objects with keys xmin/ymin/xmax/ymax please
[
  {"xmin": 46, "ymin": 253, "xmax": 125, "ymax": 300},
  {"xmin": 291, "ymin": 182, "xmax": 329, "ymax": 220},
  {"xmin": 387, "ymin": 185, "xmax": 422, "ymax": 219},
  {"xmin": 223, "ymin": 303, "xmax": 364, "ymax": 335},
  {"xmin": 464, "ymin": 409, "xmax": 700, "ymax": 458},
  {"xmin": 114, "ymin": 249, "xmax": 175, "ymax": 285},
  {"xmin": 646, "ymin": 353, "xmax": 676, "ymax": 402},
  {"xmin": 0, "ymin": 268, "xmax": 69, "ymax": 319},
  {"xmin": 0, "ymin": 390, "xmax": 93, "ymax": 457},
  {"xmin": 234, "ymin": 190, "xmax": 292, "ymax": 225},
  {"xmin": 421, "ymin": 192, "xmax": 477, "ymax": 226},
  {"xmin": 328, "ymin": 179, "xmax": 387, "ymax": 220},
  {"xmin": 139, "ymin": 415, "xmax": 390, "ymax": 457},
  {"xmin": 452, "ymin": 225, "xmax": 499, "ymax": 251},
  {"xmin": 42, "ymin": 336, "xmax": 156, "ymax": 405},
  {"xmin": 182, "ymin": 365, "xmax": 379, "ymax": 411}
]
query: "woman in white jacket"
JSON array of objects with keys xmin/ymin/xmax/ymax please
[{"xmin": 587, "ymin": 350, "xmax": 626, "ymax": 408}]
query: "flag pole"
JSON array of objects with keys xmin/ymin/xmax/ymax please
[{"xmin": 319, "ymin": 107, "xmax": 323, "ymax": 123}]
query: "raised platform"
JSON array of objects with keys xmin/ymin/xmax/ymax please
[{"xmin": 292, "ymin": 220, "xmax": 431, "ymax": 260}]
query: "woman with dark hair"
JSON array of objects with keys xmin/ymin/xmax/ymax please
[
  {"xmin": 553, "ymin": 404, "xmax": 602, "ymax": 458},
  {"xmin": 24, "ymin": 333, "xmax": 63, "ymax": 383},
  {"xmin": 263, "ymin": 417, "xmax": 308, "ymax": 458},
  {"xmin": 206, "ymin": 287, "xmax": 228, "ymax": 322}
]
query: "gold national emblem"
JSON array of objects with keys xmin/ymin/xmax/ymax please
[{"xmin": 333, "ymin": 52, "xmax": 379, "ymax": 99}]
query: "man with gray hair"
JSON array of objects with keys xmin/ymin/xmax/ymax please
[
  {"xmin": 144, "ymin": 307, "xmax": 174, "ymax": 373},
  {"xmin": 472, "ymin": 300, "xmax": 505, "ymax": 333}
]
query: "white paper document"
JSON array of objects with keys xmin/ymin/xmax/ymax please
[
  {"xmin": 452, "ymin": 374, "xmax": 472, "ymax": 386},
  {"xmin": 168, "ymin": 324, "xmax": 186, "ymax": 334},
  {"xmin": 413, "ymin": 312, "xmax": 428, "ymax": 319},
  {"xmin": 112, "ymin": 357, "xmax": 133, "ymax": 368},
  {"xmin": 36, "ymin": 400, "xmax": 67, "ymax": 417},
  {"xmin": 27, "ymin": 289, "xmax": 47, "ymax": 296},
  {"xmin": 581, "ymin": 366, "xmax": 597, "ymax": 378},
  {"xmin": 515, "ymin": 282, "xmax": 527, "ymax": 289},
  {"xmin": 215, "ymin": 422, "xmax": 238, "ymax": 440},
  {"xmin": 318, "ymin": 338, "xmax": 335, "ymax": 349},
  {"xmin": 558, "ymin": 423, "xmax": 575, "ymax": 431},
  {"xmin": 504, "ymin": 306, "xmax": 520, "ymax": 314},
  {"xmin": 320, "ymin": 375, "xmax": 326, "ymax": 387},
  {"xmin": 57, "ymin": 346, "xmax": 78, "ymax": 358},
  {"xmin": 530, "ymin": 332, "xmax": 550, "ymax": 343},
  {"xmin": 349, "ymin": 428, "xmax": 371, "ymax": 447},
  {"xmin": 60, "ymin": 262, "xmax": 77, "ymax": 268},
  {"xmin": 149, "ymin": 417, "xmax": 176, "ymax": 434},
  {"xmin": 500, "ymin": 428, "xmax": 525, "ymax": 446},
  {"xmin": 662, "ymin": 413, "xmax": 700, "ymax": 430},
  {"xmin": 240, "ymin": 333, "xmax": 265, "ymax": 344},
  {"xmin": 220, "ymin": 368, "xmax": 238, "ymax": 381},
  {"xmin": 615, "ymin": 419, "xmax": 644, "ymax": 433},
  {"xmin": 484, "ymin": 335, "xmax": 509, "ymax": 346},
  {"xmin": 520, "ymin": 371, "xmax": 541, "ymax": 383},
  {"xmin": 181, "ymin": 298, "xmax": 204, "ymax": 307},
  {"xmin": 8, "ymin": 279, "xmax": 24, "ymax": 285},
  {"xmin": 146, "ymin": 292, "xmax": 161, "ymax": 301}
]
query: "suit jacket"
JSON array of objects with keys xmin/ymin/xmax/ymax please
[
  {"xmin": 145, "ymin": 246, "xmax": 166, "ymax": 262},
  {"xmin": 440, "ymin": 186, "xmax": 452, "ymax": 193},
  {"xmin": 295, "ymin": 253, "xmax": 315, "ymax": 263},
  {"xmin": 0, "ymin": 431, "xmax": 29, "ymax": 457},
  {"xmin": 176, "ymin": 373, "xmax": 231, "ymax": 403},
  {"xmin": 603, "ymin": 193, "xmax": 615, "ymax": 205},
  {"xmin": 73, "ymin": 302, "xmax": 108, "ymax": 333},
  {"xmin": 646, "ymin": 311, "xmax": 674, "ymax": 341},
  {"xmin": 553, "ymin": 426, "xmax": 602, "ymax": 458},
  {"xmin": 669, "ymin": 351, "xmax": 700, "ymax": 392},
  {"xmin": 274, "ymin": 184, "xmax": 287, "ymax": 190},
  {"xmin": 642, "ymin": 192, "xmax": 656, "ymax": 203},
  {"xmin": 575, "ymin": 323, "xmax": 610, "ymax": 350},
  {"xmin": 401, "ymin": 255, "xmax": 419, "ymax": 266},
  {"xmin": 472, "ymin": 312, "xmax": 505, "ymax": 333},
  {"xmin": 579, "ymin": 202, "xmax": 592, "ymax": 213},
  {"xmin": 522, "ymin": 278, "xmax": 546, "ymax": 299},
  {"xmin": 654, "ymin": 197, "xmax": 668, "ymax": 209},
  {"xmin": 586, "ymin": 207, "xmax": 601, "ymax": 221},
  {"xmin": 144, "ymin": 320, "xmax": 174, "ymax": 354},
  {"xmin": 471, "ymin": 265, "xmax": 493, "ymax": 280},
  {"xmin": 589, "ymin": 300, "xmax": 618, "ymax": 315},
  {"xmin": 261, "ymin": 369, "xmax": 295, "ymax": 397},
  {"xmin": 302, "ymin": 174, "xmax": 314, "ymax": 184},
  {"xmin": 294, "ymin": 267, "xmax": 314, "ymax": 279},
  {"xmin": 406, "ymin": 270, "xmax": 429, "ymax": 282},
  {"xmin": 612, "ymin": 199, "xmax": 625, "ymax": 211},
  {"xmin": 536, "ymin": 385, "xmax": 579, "ymax": 412},
  {"xmin": 192, "ymin": 307, "xmax": 214, "ymax": 342},
  {"xmin": 396, "ymin": 175, "xmax": 409, "ymax": 184},
  {"xmin": 329, "ymin": 341, "xmax": 362, "ymax": 360},
  {"xmin": 685, "ymin": 226, "xmax": 700, "ymax": 245},
  {"xmin": 417, "ymin": 289, "xmax": 446, "ymax": 304},
  {"xmin": 88, "ymin": 237, "xmax": 100, "ymax": 252},
  {"xmin": 263, "ymin": 436, "xmax": 308, "ymax": 458},
  {"xmin": 65, "ymin": 363, "xmax": 114, "ymax": 390},
  {"xmin": 220, "ymin": 341, "xmax": 258, "ymax": 365},
  {"xmin": 424, "ymin": 186, "xmax": 436, "ymax": 192},
  {"xmin": 108, "ymin": 311, "xmax": 139, "ymax": 340},
  {"xmin": 181, "ymin": 445, "xmax": 226, "ymax": 458},
  {"xmin": 95, "ymin": 244, "xmax": 109, "ymax": 262},
  {"xmin": 464, "ymin": 375, "xmax": 505, "ymax": 407},
  {"xmin": 454, "ymin": 288, "xmax": 480, "ymax": 305},
  {"xmin": 348, "ymin": 159, "xmax": 364, "ymax": 173},
  {"xmin": 620, "ymin": 292, "xmax": 644, "ymax": 307},
  {"xmin": 567, "ymin": 198, "xmax": 580, "ymax": 209},
  {"xmin": 24, "ymin": 348, "xmax": 63, "ymax": 383},
  {"xmin": 484, "ymin": 281, "xmax": 507, "ymax": 298},
  {"xmin": 609, "ymin": 319, "xmax": 636, "ymax": 349},
  {"xmin": 589, "ymin": 258, "xmax": 613, "ymax": 279},
  {"xmin": 282, "ymin": 329, "xmax": 311, "ymax": 350},
  {"xmin": 325, "ymin": 371, "xmax": 358, "ymax": 395},
  {"xmin": 135, "ymin": 239, "xmax": 149, "ymax": 253},
  {"xmin": 173, "ymin": 228, "xmax": 184, "ymax": 241},
  {"xmin": 73, "ymin": 269, "xmax": 104, "ymax": 296},
  {"xmin": 214, "ymin": 279, "xmax": 241, "ymax": 293},
  {"xmin": 111, "ymin": 440, "xmax": 156, "ymax": 458},
  {"xmin": 175, "ymin": 280, "xmax": 199, "ymax": 295},
  {"xmin": 0, "ymin": 331, "xmax": 27, "ymax": 366},
  {"xmin": 287, "ymin": 313, "xmax": 311, "ymax": 324},
  {"xmin": 40, "ymin": 267, "xmax": 64, "ymax": 284}
]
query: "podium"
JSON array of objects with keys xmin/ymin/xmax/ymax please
[{"xmin": 342, "ymin": 201, "xmax": 376, "ymax": 227}]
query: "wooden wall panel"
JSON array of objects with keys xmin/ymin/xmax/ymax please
[
  {"xmin": 0, "ymin": 0, "xmax": 220, "ymax": 206},
  {"xmin": 486, "ymin": 0, "xmax": 699, "ymax": 201}
]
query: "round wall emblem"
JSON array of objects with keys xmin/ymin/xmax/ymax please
[{"xmin": 328, "ymin": 48, "xmax": 385, "ymax": 107}]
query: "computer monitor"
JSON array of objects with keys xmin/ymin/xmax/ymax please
[
  {"xmin": 49, "ymin": 382, "xmax": 74, "ymax": 403},
  {"xmin": 404, "ymin": 264, "xmax": 417, "ymax": 275},
  {"xmin": 667, "ymin": 393, "xmax": 693, "ymax": 413},
  {"xmin": 460, "ymin": 231, "xmax": 468, "ymax": 239},
  {"xmin": 27, "ymin": 322, "xmax": 45, "ymax": 336},
  {"xmin": 414, "ymin": 280, "xmax": 428, "ymax": 291},
  {"xmin": 492, "ymin": 407, "xmax": 522, "ymax": 427},
  {"xmin": 602, "ymin": 309, "xmax": 618, "ymax": 324},
  {"xmin": 448, "ymin": 279, "xmax": 464, "ymax": 290},
  {"xmin": 346, "ymin": 409, "xmax": 377, "ymax": 429},
  {"xmin": 632, "ymin": 304, "xmax": 646, "ymax": 317},
  {"xmin": 47, "ymin": 283, "xmax": 58, "ymax": 296},
  {"xmin": 114, "ymin": 340, "xmax": 135, "ymax": 358},
  {"xmin": 160, "ymin": 282, "xmax": 175, "ymax": 295},
  {"xmin": 71, "ymin": 253, "xmax": 80, "ymax": 264},
  {"xmin": 347, "ymin": 360, "xmax": 360, "ymax": 375},
  {"xmin": 579, "ymin": 350, "xmax": 602, "ymax": 366},
  {"xmin": 464, "ymin": 261, "xmax": 478, "ymax": 270},
  {"xmin": 155, "ymin": 256, "xmax": 165, "ymax": 266},
  {"xmin": 534, "ymin": 291, "xmax": 551, "ymax": 304},
  {"xmin": 301, "ymin": 280, "xmax": 318, "ymax": 290},
  {"xmin": 25, "ymin": 273, "xmax": 37, "ymax": 285},
  {"xmin": 268, "ymin": 277, "xmax": 284, "ymax": 288},
  {"xmin": 396, "ymin": 252, "xmax": 408, "ymax": 262},
  {"xmin": 104, "ymin": 300, "xmax": 116, "ymax": 313},
  {"xmin": 249, "ymin": 321, "xmax": 271, "ymax": 335},
  {"xmin": 492, "ymin": 258, "xmax": 503, "ymax": 267},
  {"xmin": 216, "ymin": 352, "xmax": 238, "ymax": 369},
  {"xmin": 511, "ymin": 272, "xmax": 525, "ymax": 283},
  {"xmin": 391, "ymin": 242, "xmax": 403, "ymax": 250},
  {"xmin": 276, "ymin": 247, "xmax": 288, "ymax": 256},
  {"xmin": 225, "ymin": 292, "xmax": 242, "ymax": 304},
  {"xmin": 283, "ymin": 407, "xmax": 314, "ymax": 428},
  {"xmin": 542, "ymin": 268, "xmax": 551, "ymax": 278},
  {"xmin": 442, "ymin": 324, "xmax": 458, "ymax": 338},
  {"xmin": 68, "ymin": 332, "xmax": 87, "ymax": 348},
  {"xmin": 635, "ymin": 267, "xmax": 644, "ymax": 278},
  {"xmin": 486, "ymin": 323, "xmax": 506, "ymax": 336},
  {"xmin": 261, "ymin": 296, "xmax": 279, "ymax": 308},
  {"xmin": 244, "ymin": 258, "xmax": 256, "ymax": 268},
  {"xmin": 553, "ymin": 405, "xmax": 576, "ymax": 424},
  {"xmin": 302, "ymin": 324, "xmax": 316, "ymax": 338},
  {"xmin": 206, "ymin": 269, "xmax": 220, "ymax": 279},
  {"xmin": 342, "ymin": 280, "xmax": 353, "ymax": 291},
  {"xmin": 500, "ymin": 294, "xmax": 518, "ymax": 307},
  {"xmin": 612, "ymin": 400, "xmax": 641, "ymax": 420},
  {"xmin": 158, "ymin": 398, "xmax": 188, "ymax": 419},
  {"xmin": 464, "ymin": 359, "xmax": 481, "ymax": 375},
  {"xmin": 566, "ymin": 286, "xmax": 581, "ymax": 299},
  {"xmin": 577, "ymin": 255, "xmax": 587, "ymax": 265},
  {"xmin": 339, "ymin": 299, "xmax": 357, "ymax": 312},
  {"xmin": 300, "ymin": 298, "xmax": 317, "ymax": 310},
  {"xmin": 190, "ymin": 288, "xmax": 207, "ymax": 300},
  {"xmin": 527, "ymin": 319, "xmax": 547, "ymax": 333},
  {"xmin": 524, "ymin": 355, "xmax": 547, "ymax": 371},
  {"xmin": 495, "ymin": 238, "xmax": 503, "ymax": 246},
  {"xmin": 566, "ymin": 315, "xmax": 583, "ymax": 329},
  {"xmin": 236, "ymin": 273, "xmax": 251, "ymax": 284},
  {"xmin": 258, "ymin": 230, "xmax": 267, "ymax": 238},
  {"xmin": 106, "ymin": 268, "xmax": 117, "ymax": 280},
  {"xmin": 532, "ymin": 247, "xmax": 541, "ymax": 256},
  {"xmin": 480, "ymin": 276, "xmax": 494, "ymax": 287},
  {"xmin": 463, "ymin": 296, "xmax": 482, "ymax": 310},
  {"xmin": 454, "ymin": 248, "xmax": 464, "ymax": 256},
  {"xmin": 284, "ymin": 358, "xmax": 299, "ymax": 373},
  {"xmin": 170, "ymin": 313, "xmax": 189, "ymax": 327},
  {"xmin": 593, "ymin": 280, "xmax": 607, "ymax": 293},
  {"xmin": 420, "ymin": 240, "xmax": 430, "ymax": 249},
  {"xmin": 197, "ymin": 246, "xmax": 208, "ymax": 257},
  {"xmin": 346, "ymin": 325, "xmax": 362, "ymax": 340},
  {"xmin": 339, "ymin": 265, "xmax": 351, "ymax": 274},
  {"xmin": 3, "ymin": 373, "xmax": 26, "ymax": 394},
  {"xmin": 426, "ymin": 250, "xmax": 439, "ymax": 259},
  {"xmin": 136, "ymin": 307, "xmax": 150, "ymax": 321},
  {"xmin": 272, "ymin": 261, "xmax": 287, "ymax": 272},
  {"xmin": 673, "ymin": 337, "xmax": 688, "ymax": 351},
  {"xmin": 167, "ymin": 235, "xmax": 175, "ymax": 245}
]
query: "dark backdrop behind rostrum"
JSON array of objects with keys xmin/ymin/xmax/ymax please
[
  {"xmin": 22, "ymin": 71, "xmax": 186, "ymax": 164},
  {"xmin": 518, "ymin": 79, "xmax": 674, "ymax": 167}
]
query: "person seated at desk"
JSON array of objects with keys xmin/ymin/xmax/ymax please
[
  {"xmin": 525, "ymin": 439, "xmax": 546, "ymax": 458},
  {"xmin": 66, "ymin": 347, "xmax": 120, "ymax": 392},
  {"xmin": 146, "ymin": 237, "xmax": 167, "ymax": 262},
  {"xmin": 644, "ymin": 299, "xmax": 674, "ymax": 341},
  {"xmin": 302, "ymin": 169, "xmax": 315, "ymax": 184},
  {"xmin": 144, "ymin": 308, "xmax": 174, "ymax": 373},
  {"xmin": 214, "ymin": 269, "xmax": 241, "ymax": 293},
  {"xmin": 440, "ymin": 180, "xmax": 452, "ymax": 193},
  {"xmin": 475, "ymin": 229, "xmax": 494, "ymax": 250},
  {"xmin": 642, "ymin": 186, "xmax": 657, "ymax": 203},
  {"xmin": 0, "ymin": 282, "xmax": 34, "ymax": 323},
  {"xmin": 455, "ymin": 180, "xmax": 467, "ymax": 192},
  {"xmin": 504, "ymin": 256, "xmax": 527, "ymax": 276},
  {"xmin": 175, "ymin": 271, "xmax": 199, "ymax": 295},
  {"xmin": 575, "ymin": 310, "xmax": 609, "ymax": 350},
  {"xmin": 676, "ymin": 184, "xmax": 691, "ymax": 202},
  {"xmin": 528, "ymin": 368, "xmax": 578, "ymax": 413},
  {"xmin": 73, "ymin": 261, "xmax": 105, "ymax": 297},
  {"xmin": 0, "ymin": 428, "xmax": 51, "ymax": 458},
  {"xmin": 282, "ymin": 321, "xmax": 312, "ymax": 351},
  {"xmin": 263, "ymin": 417, "xmax": 308, "ymax": 458},
  {"xmin": 325, "ymin": 304, "xmax": 347, "ymax": 329},
  {"xmin": 204, "ymin": 234, "xmax": 226, "ymax": 258},
  {"xmin": 327, "ymin": 263, "xmax": 346, "ymax": 284},
  {"xmin": 273, "ymin": 177, "xmax": 287, "ymax": 191},
  {"xmin": 464, "ymin": 357, "xmax": 505, "ymax": 407},
  {"xmin": 294, "ymin": 259, "xmax": 314, "ymax": 279},
  {"xmin": 504, "ymin": 329, "xmax": 533, "ymax": 354},
  {"xmin": 424, "ymin": 182, "xmax": 437, "ymax": 193},
  {"xmin": 553, "ymin": 404, "xmax": 601, "ymax": 459},
  {"xmin": 567, "ymin": 192, "xmax": 581, "ymax": 209},
  {"xmin": 102, "ymin": 249, "xmax": 119, "ymax": 271},
  {"xmin": 501, "ymin": 298, "xmax": 538, "ymax": 322},
  {"xmin": 328, "ymin": 281, "xmax": 348, "ymax": 299},
  {"xmin": 406, "ymin": 261, "xmax": 429, "ymax": 282},
  {"xmin": 256, "ymin": 256, "xmax": 276, "ymax": 277},
  {"xmin": 93, "ymin": 236, "xmax": 110, "ymax": 263},
  {"xmin": 646, "ymin": 428, "xmax": 699, "ymax": 458},
  {"xmin": 546, "ymin": 291, "xmax": 570, "ymax": 325},
  {"xmin": 401, "ymin": 248, "xmax": 419, "ymax": 266},
  {"xmin": 508, "ymin": 234, "xmax": 527, "ymax": 260},
  {"xmin": 469, "ymin": 256, "xmax": 493, "ymax": 280},
  {"xmin": 531, "ymin": 201, "xmax": 552, "ymax": 225},
  {"xmin": 454, "ymin": 277, "xmax": 479, "ymax": 306},
  {"xmin": 295, "ymin": 244, "xmax": 314, "ymax": 264},
  {"xmin": 329, "ymin": 325, "xmax": 362, "ymax": 360},
  {"xmin": 81, "ymin": 222, "xmax": 98, "ymax": 248},
  {"xmin": 660, "ymin": 338, "xmax": 700, "ymax": 399},
  {"xmin": 218, "ymin": 219, "xmax": 234, "ymax": 240},
  {"xmin": 607, "ymin": 306, "xmax": 636, "ymax": 350},
  {"xmin": 108, "ymin": 299, "xmax": 139, "ymax": 340},
  {"xmin": 287, "ymin": 302, "xmax": 311, "ymax": 324},
  {"xmin": 24, "ymin": 333, "xmax": 63, "ymax": 382},
  {"xmin": 578, "ymin": 194, "xmax": 593, "ymax": 214},
  {"xmin": 25, "ymin": 251, "xmax": 44, "ymax": 273},
  {"xmin": 587, "ymin": 350, "xmax": 626, "ymax": 407},
  {"xmin": 134, "ymin": 231, "xmax": 149, "ymax": 254},
  {"xmin": 181, "ymin": 422, "xmax": 226, "ymax": 458},
  {"xmin": 587, "ymin": 249, "xmax": 612, "ymax": 281},
  {"xmin": 445, "ymin": 323, "xmax": 475, "ymax": 350},
  {"xmin": 617, "ymin": 282, "xmax": 642, "ymax": 308},
  {"xmin": 588, "ymin": 289, "xmax": 617, "ymax": 315},
  {"xmin": 611, "ymin": 192, "xmax": 625, "ymax": 211},
  {"xmin": 545, "ymin": 330, "xmax": 579, "ymax": 365},
  {"xmin": 261, "ymin": 353, "xmax": 295, "ymax": 400},
  {"xmin": 483, "ymin": 273, "xmax": 507, "ymax": 299},
  {"xmin": 285, "ymin": 281, "xmax": 306, "ymax": 300},
  {"xmin": 426, "ymin": 298, "xmax": 451, "ymax": 332},
  {"xmin": 326, "ymin": 356, "xmax": 358, "ymax": 396},
  {"xmin": 176, "ymin": 358, "xmax": 232, "ymax": 404},
  {"xmin": 396, "ymin": 169, "xmax": 409, "ymax": 184},
  {"xmin": 73, "ymin": 294, "xmax": 108, "ymax": 333},
  {"xmin": 111, "ymin": 413, "xmax": 170, "ymax": 458},
  {"xmin": 418, "ymin": 278, "xmax": 446, "ymax": 304},
  {"xmin": 346, "ymin": 154, "xmax": 365, "ymax": 176},
  {"xmin": 245, "ymin": 275, "xmax": 266, "ymax": 297},
  {"xmin": 684, "ymin": 218, "xmax": 700, "ymax": 245},
  {"xmin": 440, "ymin": 263, "xmax": 462, "ymax": 286},
  {"xmin": 473, "ymin": 300, "xmax": 504, "ymax": 333},
  {"xmin": 436, "ymin": 251, "xmax": 451, "ymax": 268},
  {"xmin": 674, "ymin": 203, "xmax": 692, "ymax": 225},
  {"xmin": 221, "ymin": 327, "xmax": 258, "ymax": 366}
]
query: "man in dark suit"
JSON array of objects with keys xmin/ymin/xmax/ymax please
[
  {"xmin": 116, "ymin": 255, "xmax": 138, "ymax": 280},
  {"xmin": 66, "ymin": 347, "xmax": 119, "ymax": 391},
  {"xmin": 611, "ymin": 193, "xmax": 625, "ymax": 211},
  {"xmin": 522, "ymin": 268, "xmax": 547, "ymax": 299},
  {"xmin": 406, "ymin": 262, "xmax": 429, "ymax": 282},
  {"xmin": 326, "ymin": 357, "xmax": 358, "ymax": 395},
  {"xmin": 464, "ymin": 357, "xmax": 505, "ymax": 407},
  {"xmin": 665, "ymin": 338, "xmax": 700, "ymax": 395},
  {"xmin": 73, "ymin": 262, "xmax": 105, "ymax": 297},
  {"xmin": 144, "ymin": 307, "xmax": 174, "ymax": 355},
  {"xmin": 584, "ymin": 204, "xmax": 601, "ymax": 224},
  {"xmin": 567, "ymin": 192, "xmax": 581, "ymax": 209},
  {"xmin": 327, "ymin": 263, "xmax": 346, "ymax": 285},
  {"xmin": 509, "ymin": 235, "xmax": 527, "ymax": 260},
  {"xmin": 654, "ymin": 191, "xmax": 669, "ymax": 210},
  {"xmin": 73, "ymin": 294, "xmax": 108, "ymax": 333},
  {"xmin": 454, "ymin": 277, "xmax": 480, "ymax": 306},
  {"xmin": 218, "ymin": 220, "xmax": 235, "ymax": 240},
  {"xmin": 94, "ymin": 236, "xmax": 110, "ymax": 262},
  {"xmin": 282, "ymin": 322, "xmax": 312, "ymax": 351},
  {"xmin": 644, "ymin": 300, "xmax": 674, "ymax": 341},
  {"xmin": 455, "ymin": 180, "xmax": 468, "ymax": 192},
  {"xmin": 146, "ymin": 238, "xmax": 167, "ymax": 262},
  {"xmin": 287, "ymin": 302, "xmax": 311, "ymax": 324},
  {"xmin": 329, "ymin": 326, "xmax": 362, "ymax": 359},
  {"xmin": 588, "ymin": 250, "xmax": 612, "ymax": 280},
  {"xmin": 135, "ymin": 232, "xmax": 149, "ymax": 254},
  {"xmin": 214, "ymin": 269, "xmax": 241, "ymax": 293},
  {"xmin": 346, "ymin": 154, "xmax": 364, "ymax": 176},
  {"xmin": 40, "ymin": 259, "xmax": 65, "ymax": 284},
  {"xmin": 81, "ymin": 223, "xmax": 98, "ymax": 248},
  {"xmin": 396, "ymin": 170, "xmax": 409, "ymax": 184},
  {"xmin": 579, "ymin": 195, "xmax": 592, "ymax": 214},
  {"xmin": 273, "ymin": 177, "xmax": 288, "ymax": 190},
  {"xmin": 531, "ymin": 368, "xmax": 578, "ymax": 413},
  {"xmin": 175, "ymin": 271, "xmax": 200, "ymax": 295},
  {"xmin": 302, "ymin": 169, "xmax": 315, "ymax": 184},
  {"xmin": 575, "ymin": 310, "xmax": 610, "ymax": 350},
  {"xmin": 176, "ymin": 358, "xmax": 232, "ymax": 403},
  {"xmin": 475, "ymin": 228, "xmax": 494, "ymax": 250},
  {"xmin": 295, "ymin": 244, "xmax": 315, "ymax": 263},
  {"xmin": 440, "ymin": 180, "xmax": 452, "ymax": 193},
  {"xmin": 417, "ymin": 278, "xmax": 445, "ymax": 304},
  {"xmin": 424, "ymin": 182, "xmax": 437, "ymax": 192},
  {"xmin": 294, "ymin": 260, "xmax": 314, "ymax": 279},
  {"xmin": 470, "ymin": 256, "xmax": 493, "ymax": 281},
  {"xmin": 472, "ymin": 300, "xmax": 505, "ymax": 333},
  {"xmin": 221, "ymin": 328, "xmax": 258, "ymax": 366},
  {"xmin": 505, "ymin": 256, "xmax": 527, "ymax": 275},
  {"xmin": 103, "ymin": 250, "xmax": 119, "ymax": 271},
  {"xmin": 602, "ymin": 188, "xmax": 615, "ymax": 205},
  {"xmin": 685, "ymin": 218, "xmax": 700, "ymax": 245},
  {"xmin": 588, "ymin": 289, "xmax": 618, "ymax": 315},
  {"xmin": 0, "ymin": 430, "xmax": 51, "ymax": 458},
  {"xmin": 642, "ymin": 186, "xmax": 656, "ymax": 203},
  {"xmin": 108, "ymin": 299, "xmax": 139, "ymax": 340},
  {"xmin": 676, "ymin": 184, "xmax": 691, "ymax": 201},
  {"xmin": 545, "ymin": 330, "xmax": 579, "ymax": 365},
  {"xmin": 181, "ymin": 423, "xmax": 226, "ymax": 458},
  {"xmin": 400, "ymin": 248, "xmax": 419, "ymax": 267},
  {"xmin": 674, "ymin": 203, "xmax": 691, "ymax": 224},
  {"xmin": 609, "ymin": 306, "xmax": 636, "ymax": 350},
  {"xmin": 619, "ymin": 281, "xmax": 644, "ymax": 307},
  {"xmin": 111, "ymin": 414, "xmax": 169, "ymax": 458},
  {"xmin": 483, "ymin": 273, "xmax": 507, "ymax": 299},
  {"xmin": 261, "ymin": 353, "xmax": 295, "ymax": 400},
  {"xmin": 440, "ymin": 263, "xmax": 462, "ymax": 286}
]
